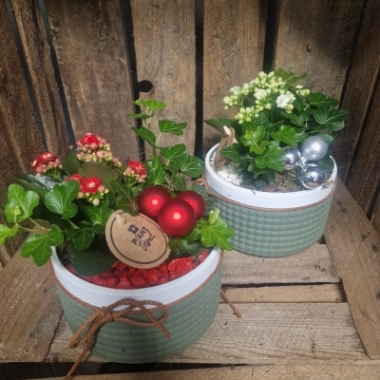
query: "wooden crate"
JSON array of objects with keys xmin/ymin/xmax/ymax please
[{"xmin": 1, "ymin": 179, "xmax": 380, "ymax": 379}]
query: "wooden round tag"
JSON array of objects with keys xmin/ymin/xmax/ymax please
[{"xmin": 105, "ymin": 210, "xmax": 170, "ymax": 269}]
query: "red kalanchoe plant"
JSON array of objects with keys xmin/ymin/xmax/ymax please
[{"xmin": 0, "ymin": 99, "xmax": 233, "ymax": 290}]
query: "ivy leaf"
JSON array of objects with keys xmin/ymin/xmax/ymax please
[
  {"xmin": 0, "ymin": 224, "xmax": 19, "ymax": 244},
  {"xmin": 127, "ymin": 113, "xmax": 150, "ymax": 120},
  {"xmin": 255, "ymin": 142, "xmax": 285, "ymax": 171},
  {"xmin": 171, "ymin": 174, "xmax": 187, "ymax": 191},
  {"xmin": 113, "ymin": 181, "xmax": 139, "ymax": 215},
  {"xmin": 72, "ymin": 228, "xmax": 96, "ymax": 250},
  {"xmin": 160, "ymin": 144, "xmax": 187, "ymax": 160},
  {"xmin": 134, "ymin": 99, "xmax": 166, "ymax": 112},
  {"xmin": 132, "ymin": 127, "xmax": 156, "ymax": 148},
  {"xmin": 201, "ymin": 218, "xmax": 234, "ymax": 251},
  {"xmin": 324, "ymin": 120, "xmax": 345, "ymax": 131},
  {"xmin": 271, "ymin": 125, "xmax": 298, "ymax": 146},
  {"xmin": 44, "ymin": 180, "xmax": 80, "ymax": 219},
  {"xmin": 158, "ymin": 120, "xmax": 187, "ymax": 136},
  {"xmin": 316, "ymin": 133, "xmax": 334, "ymax": 143},
  {"xmin": 67, "ymin": 239, "xmax": 117, "ymax": 276},
  {"xmin": 172, "ymin": 154, "xmax": 204, "ymax": 178},
  {"xmin": 145, "ymin": 157, "xmax": 166, "ymax": 185},
  {"xmin": 312, "ymin": 109, "xmax": 348, "ymax": 125},
  {"xmin": 309, "ymin": 93, "xmax": 339, "ymax": 108},
  {"xmin": 20, "ymin": 227, "xmax": 64, "ymax": 266},
  {"xmin": 4, "ymin": 184, "xmax": 39, "ymax": 223}
]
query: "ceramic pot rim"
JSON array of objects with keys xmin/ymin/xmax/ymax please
[
  {"xmin": 204, "ymin": 144, "xmax": 337, "ymax": 209},
  {"xmin": 51, "ymin": 247, "xmax": 221, "ymax": 308}
]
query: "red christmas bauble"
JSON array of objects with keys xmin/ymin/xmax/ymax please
[
  {"xmin": 158, "ymin": 199, "xmax": 196, "ymax": 237},
  {"xmin": 137, "ymin": 186, "xmax": 172, "ymax": 220},
  {"xmin": 175, "ymin": 190, "xmax": 206, "ymax": 219}
]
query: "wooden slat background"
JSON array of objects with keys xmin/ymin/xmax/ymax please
[{"xmin": 0, "ymin": 0, "xmax": 380, "ymax": 265}]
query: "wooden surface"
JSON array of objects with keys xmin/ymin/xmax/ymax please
[
  {"xmin": 131, "ymin": 0, "xmax": 196, "ymax": 155},
  {"xmin": 44, "ymin": 0, "xmax": 139, "ymax": 161},
  {"xmin": 202, "ymin": 0, "xmax": 266, "ymax": 153}
]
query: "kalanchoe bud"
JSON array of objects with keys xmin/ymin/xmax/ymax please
[
  {"xmin": 124, "ymin": 160, "xmax": 147, "ymax": 182},
  {"xmin": 30, "ymin": 151, "xmax": 62, "ymax": 176}
]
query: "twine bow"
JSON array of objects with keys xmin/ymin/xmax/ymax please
[{"xmin": 64, "ymin": 298, "xmax": 171, "ymax": 380}]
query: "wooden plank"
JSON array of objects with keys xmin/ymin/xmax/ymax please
[
  {"xmin": 45, "ymin": 303, "xmax": 366, "ymax": 363},
  {"xmin": 0, "ymin": 0, "xmax": 45, "ymax": 257},
  {"xmin": 9, "ymin": 0, "xmax": 70, "ymax": 157},
  {"xmin": 332, "ymin": 0, "xmax": 380, "ymax": 182},
  {"xmin": 44, "ymin": 0, "xmax": 139, "ymax": 161},
  {"xmin": 131, "ymin": 0, "xmax": 196, "ymax": 155},
  {"xmin": 345, "ymin": 76, "xmax": 380, "ymax": 215},
  {"xmin": 273, "ymin": 0, "xmax": 363, "ymax": 100},
  {"xmin": 0, "ymin": 254, "xmax": 62, "ymax": 362},
  {"xmin": 202, "ymin": 0, "xmax": 266, "ymax": 153},
  {"xmin": 222, "ymin": 245, "xmax": 339, "ymax": 285},
  {"xmin": 324, "ymin": 179, "xmax": 380, "ymax": 359},
  {"xmin": 30, "ymin": 364, "xmax": 380, "ymax": 380},
  {"xmin": 221, "ymin": 284, "xmax": 344, "ymax": 303}
]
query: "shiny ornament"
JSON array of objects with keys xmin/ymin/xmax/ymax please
[
  {"xmin": 283, "ymin": 147, "xmax": 302, "ymax": 170},
  {"xmin": 137, "ymin": 186, "xmax": 172, "ymax": 220},
  {"xmin": 175, "ymin": 190, "xmax": 206, "ymax": 219},
  {"xmin": 300, "ymin": 164, "xmax": 325, "ymax": 189},
  {"xmin": 301, "ymin": 136, "xmax": 328, "ymax": 162}
]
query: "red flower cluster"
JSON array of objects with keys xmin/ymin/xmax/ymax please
[
  {"xmin": 124, "ymin": 160, "xmax": 147, "ymax": 183},
  {"xmin": 67, "ymin": 251, "xmax": 209, "ymax": 289},
  {"xmin": 30, "ymin": 152, "xmax": 61, "ymax": 175},
  {"xmin": 77, "ymin": 133, "xmax": 108, "ymax": 152},
  {"xmin": 67, "ymin": 174, "xmax": 108, "ymax": 205}
]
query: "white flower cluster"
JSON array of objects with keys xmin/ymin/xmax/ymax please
[
  {"xmin": 223, "ymin": 71, "xmax": 309, "ymax": 124},
  {"xmin": 210, "ymin": 155, "xmax": 243, "ymax": 186}
]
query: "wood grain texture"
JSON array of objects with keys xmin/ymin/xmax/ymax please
[
  {"xmin": 131, "ymin": 0, "xmax": 196, "ymax": 155},
  {"xmin": 202, "ymin": 0, "xmax": 266, "ymax": 153},
  {"xmin": 9, "ymin": 0, "xmax": 69, "ymax": 157},
  {"xmin": 0, "ymin": 0, "xmax": 45, "ymax": 258},
  {"xmin": 332, "ymin": 0, "xmax": 380, "ymax": 182},
  {"xmin": 222, "ymin": 245, "xmax": 339, "ymax": 285},
  {"xmin": 345, "ymin": 76, "xmax": 380, "ymax": 215},
  {"xmin": 32, "ymin": 364, "xmax": 380, "ymax": 380},
  {"xmin": 324, "ymin": 179, "xmax": 380, "ymax": 359},
  {"xmin": 0, "ymin": 254, "xmax": 62, "ymax": 362},
  {"xmin": 273, "ymin": 0, "xmax": 363, "ymax": 100},
  {"xmin": 46, "ymin": 303, "xmax": 365, "ymax": 364},
  {"xmin": 44, "ymin": 0, "xmax": 139, "ymax": 161}
]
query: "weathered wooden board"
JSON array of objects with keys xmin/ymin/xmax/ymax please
[
  {"xmin": 222, "ymin": 245, "xmax": 339, "ymax": 284},
  {"xmin": 0, "ymin": 254, "xmax": 62, "ymax": 362},
  {"xmin": 44, "ymin": 0, "xmax": 139, "ymax": 161},
  {"xmin": 9, "ymin": 0, "xmax": 69, "ymax": 157},
  {"xmin": 131, "ymin": 0, "xmax": 196, "ymax": 155},
  {"xmin": 332, "ymin": 0, "xmax": 380, "ymax": 182},
  {"xmin": 46, "ymin": 303, "xmax": 365, "ymax": 364},
  {"xmin": 31, "ymin": 364, "xmax": 380, "ymax": 380},
  {"xmin": 0, "ymin": 0, "xmax": 45, "ymax": 261},
  {"xmin": 324, "ymin": 179, "xmax": 380, "ymax": 359},
  {"xmin": 273, "ymin": 0, "xmax": 364, "ymax": 100},
  {"xmin": 202, "ymin": 0, "xmax": 266, "ymax": 153}
]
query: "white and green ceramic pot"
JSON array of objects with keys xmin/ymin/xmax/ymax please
[
  {"xmin": 51, "ymin": 247, "xmax": 222, "ymax": 363},
  {"xmin": 205, "ymin": 144, "xmax": 337, "ymax": 257}
]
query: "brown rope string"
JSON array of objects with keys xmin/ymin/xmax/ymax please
[{"xmin": 64, "ymin": 298, "xmax": 170, "ymax": 380}]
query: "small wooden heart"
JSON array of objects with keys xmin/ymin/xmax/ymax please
[{"xmin": 105, "ymin": 210, "xmax": 170, "ymax": 269}]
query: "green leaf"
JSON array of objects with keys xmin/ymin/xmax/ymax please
[
  {"xmin": 220, "ymin": 144, "xmax": 244, "ymax": 163},
  {"xmin": 255, "ymin": 142, "xmax": 285, "ymax": 171},
  {"xmin": 113, "ymin": 181, "xmax": 139, "ymax": 215},
  {"xmin": 309, "ymin": 93, "xmax": 339, "ymax": 108},
  {"xmin": 145, "ymin": 157, "xmax": 166, "ymax": 185},
  {"xmin": 20, "ymin": 227, "xmax": 64, "ymax": 266},
  {"xmin": 5, "ymin": 184, "xmax": 39, "ymax": 223},
  {"xmin": 241, "ymin": 125, "xmax": 268, "ymax": 154},
  {"xmin": 280, "ymin": 111, "xmax": 305, "ymax": 127},
  {"xmin": 134, "ymin": 99, "xmax": 166, "ymax": 112},
  {"xmin": 72, "ymin": 228, "xmax": 96, "ymax": 250},
  {"xmin": 271, "ymin": 125, "xmax": 298, "ymax": 146},
  {"xmin": 63, "ymin": 150, "xmax": 80, "ymax": 175},
  {"xmin": 67, "ymin": 238, "xmax": 117, "ymax": 276},
  {"xmin": 132, "ymin": 127, "xmax": 156, "ymax": 148},
  {"xmin": 172, "ymin": 154, "xmax": 204, "ymax": 178},
  {"xmin": 312, "ymin": 109, "xmax": 349, "ymax": 125},
  {"xmin": 158, "ymin": 120, "xmax": 187, "ymax": 136},
  {"xmin": 201, "ymin": 218, "xmax": 234, "ymax": 251},
  {"xmin": 251, "ymin": 112, "xmax": 271, "ymax": 128},
  {"xmin": 79, "ymin": 197, "xmax": 113, "ymax": 226},
  {"xmin": 160, "ymin": 144, "xmax": 187, "ymax": 160},
  {"xmin": 127, "ymin": 113, "xmax": 150, "ymax": 120},
  {"xmin": 0, "ymin": 224, "xmax": 19, "ymax": 244},
  {"xmin": 171, "ymin": 174, "xmax": 187, "ymax": 191},
  {"xmin": 316, "ymin": 133, "xmax": 334, "ymax": 143},
  {"xmin": 18, "ymin": 174, "xmax": 50, "ymax": 198},
  {"xmin": 78, "ymin": 162, "xmax": 120, "ymax": 191},
  {"xmin": 324, "ymin": 121, "xmax": 345, "ymax": 131},
  {"xmin": 44, "ymin": 180, "xmax": 80, "ymax": 219}
]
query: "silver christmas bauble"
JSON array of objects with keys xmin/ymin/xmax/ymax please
[
  {"xmin": 283, "ymin": 147, "xmax": 302, "ymax": 170},
  {"xmin": 301, "ymin": 136, "xmax": 328, "ymax": 162},
  {"xmin": 300, "ymin": 164, "xmax": 325, "ymax": 189}
]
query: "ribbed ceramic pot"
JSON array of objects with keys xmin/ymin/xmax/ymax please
[
  {"xmin": 204, "ymin": 144, "xmax": 337, "ymax": 257},
  {"xmin": 51, "ymin": 247, "xmax": 222, "ymax": 363}
]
